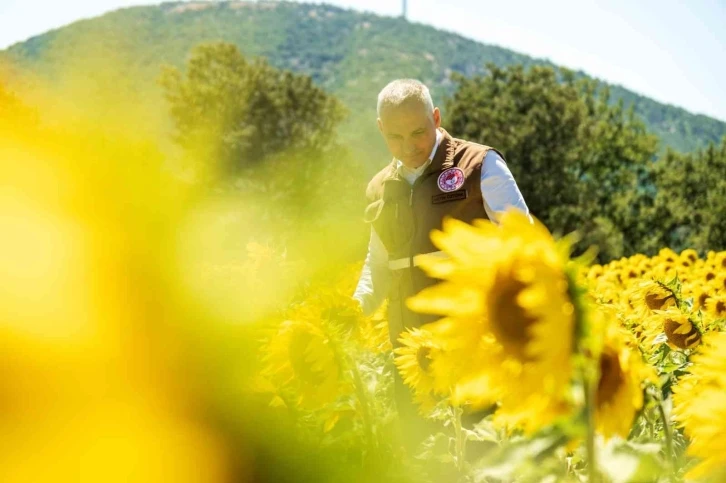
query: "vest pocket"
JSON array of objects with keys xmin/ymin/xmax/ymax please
[
  {"xmin": 363, "ymin": 199, "xmax": 395, "ymax": 250},
  {"xmin": 364, "ymin": 198, "xmax": 414, "ymax": 255},
  {"xmin": 363, "ymin": 199, "xmax": 385, "ymax": 224}
]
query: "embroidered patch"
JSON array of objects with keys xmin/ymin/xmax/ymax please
[
  {"xmin": 432, "ymin": 189, "xmax": 467, "ymax": 204},
  {"xmin": 437, "ymin": 167, "xmax": 465, "ymax": 192}
]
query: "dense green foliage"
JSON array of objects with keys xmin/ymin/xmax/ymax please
[
  {"xmin": 447, "ymin": 64, "xmax": 657, "ymax": 260},
  {"xmin": 158, "ymin": 41, "xmax": 366, "ymax": 265},
  {"xmin": 647, "ymin": 139, "xmax": 726, "ymax": 253},
  {"xmin": 160, "ymin": 42, "xmax": 345, "ymax": 173},
  {"xmin": 447, "ymin": 64, "xmax": 726, "ymax": 258},
  {"xmin": 2, "ymin": 0, "xmax": 724, "ymax": 162}
]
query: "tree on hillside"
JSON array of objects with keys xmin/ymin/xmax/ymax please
[
  {"xmin": 446, "ymin": 64, "xmax": 659, "ymax": 261},
  {"xmin": 160, "ymin": 42, "xmax": 347, "ymax": 175},
  {"xmin": 159, "ymin": 42, "xmax": 366, "ymax": 264},
  {"xmin": 646, "ymin": 138, "xmax": 726, "ymax": 254},
  {"xmin": 0, "ymin": 81, "xmax": 37, "ymax": 130}
]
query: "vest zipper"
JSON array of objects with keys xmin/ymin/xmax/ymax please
[
  {"xmin": 409, "ymin": 186, "xmax": 415, "ymax": 268},
  {"xmin": 406, "ymin": 169, "xmax": 434, "ymax": 323}
]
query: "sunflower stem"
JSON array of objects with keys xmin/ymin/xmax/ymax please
[
  {"xmin": 278, "ymin": 390, "xmax": 301, "ymax": 427},
  {"xmin": 656, "ymin": 397, "xmax": 676, "ymax": 482},
  {"xmin": 325, "ymin": 316, "xmax": 380, "ymax": 464},
  {"xmin": 647, "ymin": 411, "xmax": 656, "ymax": 440},
  {"xmin": 453, "ymin": 406, "xmax": 466, "ymax": 475},
  {"xmin": 567, "ymin": 264, "xmax": 599, "ymax": 483},
  {"xmin": 584, "ymin": 375, "xmax": 599, "ymax": 483},
  {"xmin": 349, "ymin": 354, "xmax": 379, "ymax": 462}
]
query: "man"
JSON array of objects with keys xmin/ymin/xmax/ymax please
[
  {"xmin": 353, "ymin": 79, "xmax": 531, "ymax": 344},
  {"xmin": 352, "ymin": 79, "xmax": 531, "ymax": 457}
]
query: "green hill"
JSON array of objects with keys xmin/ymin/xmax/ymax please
[{"xmin": 3, "ymin": 0, "xmax": 724, "ymax": 157}]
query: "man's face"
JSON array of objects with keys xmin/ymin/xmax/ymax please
[{"xmin": 377, "ymin": 100, "xmax": 441, "ymax": 169}]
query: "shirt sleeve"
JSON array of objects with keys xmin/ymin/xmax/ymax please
[
  {"xmin": 480, "ymin": 150, "xmax": 533, "ymax": 224},
  {"xmin": 353, "ymin": 227, "xmax": 391, "ymax": 316}
]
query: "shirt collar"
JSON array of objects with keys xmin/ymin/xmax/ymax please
[{"xmin": 396, "ymin": 128, "xmax": 442, "ymax": 175}]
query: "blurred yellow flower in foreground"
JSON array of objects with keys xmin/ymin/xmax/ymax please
[
  {"xmin": 407, "ymin": 211, "xmax": 577, "ymax": 432},
  {"xmin": 411, "ymin": 316, "xmax": 501, "ymax": 411},
  {"xmin": 262, "ymin": 320, "xmax": 349, "ymax": 410},
  {"xmin": 593, "ymin": 318, "xmax": 654, "ymax": 439},
  {"xmin": 673, "ymin": 332, "xmax": 726, "ymax": 481},
  {"xmin": 0, "ymin": 86, "xmax": 233, "ymax": 481}
]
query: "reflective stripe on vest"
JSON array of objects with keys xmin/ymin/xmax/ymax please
[{"xmin": 388, "ymin": 250, "xmax": 447, "ymax": 270}]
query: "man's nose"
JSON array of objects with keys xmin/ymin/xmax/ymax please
[{"xmin": 403, "ymin": 140, "xmax": 417, "ymax": 155}]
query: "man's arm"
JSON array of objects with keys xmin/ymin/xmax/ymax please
[
  {"xmin": 480, "ymin": 149, "xmax": 533, "ymax": 224},
  {"xmin": 353, "ymin": 227, "xmax": 391, "ymax": 316}
]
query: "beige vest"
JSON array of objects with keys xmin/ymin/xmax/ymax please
[{"xmin": 364, "ymin": 127, "xmax": 502, "ymax": 346}]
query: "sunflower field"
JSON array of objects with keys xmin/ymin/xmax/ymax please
[
  {"xmin": 255, "ymin": 211, "xmax": 726, "ymax": 483},
  {"xmin": 3, "ymin": 45, "xmax": 726, "ymax": 483}
]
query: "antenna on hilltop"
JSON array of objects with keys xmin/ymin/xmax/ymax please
[{"xmin": 402, "ymin": 0, "xmax": 407, "ymax": 19}]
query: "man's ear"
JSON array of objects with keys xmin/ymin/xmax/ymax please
[
  {"xmin": 433, "ymin": 107, "xmax": 441, "ymax": 129},
  {"xmin": 377, "ymin": 118, "xmax": 383, "ymax": 134}
]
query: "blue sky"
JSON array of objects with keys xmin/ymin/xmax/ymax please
[{"xmin": 1, "ymin": 0, "xmax": 724, "ymax": 121}]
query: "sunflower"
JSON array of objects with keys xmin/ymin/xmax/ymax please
[
  {"xmin": 593, "ymin": 322, "xmax": 654, "ymax": 439},
  {"xmin": 704, "ymin": 294, "xmax": 726, "ymax": 320},
  {"xmin": 711, "ymin": 251, "xmax": 726, "ymax": 270},
  {"xmin": 317, "ymin": 287, "xmax": 389, "ymax": 352},
  {"xmin": 627, "ymin": 280, "xmax": 677, "ymax": 318},
  {"xmin": 418, "ymin": 316, "xmax": 501, "ymax": 411},
  {"xmin": 394, "ymin": 327, "xmax": 443, "ymax": 413},
  {"xmin": 407, "ymin": 211, "xmax": 577, "ymax": 433},
  {"xmin": 362, "ymin": 300, "xmax": 393, "ymax": 354},
  {"xmin": 588, "ymin": 269, "xmax": 621, "ymax": 305},
  {"xmin": 673, "ymin": 332, "xmax": 726, "ymax": 481},
  {"xmin": 657, "ymin": 248, "xmax": 679, "ymax": 265},
  {"xmin": 648, "ymin": 308, "xmax": 702, "ymax": 350},
  {"xmin": 710, "ymin": 273, "xmax": 726, "ymax": 294},
  {"xmin": 681, "ymin": 248, "xmax": 700, "ymax": 264},
  {"xmin": 700, "ymin": 266, "xmax": 718, "ymax": 283},
  {"xmin": 587, "ymin": 264, "xmax": 604, "ymax": 281},
  {"xmin": 689, "ymin": 285, "xmax": 713, "ymax": 312},
  {"xmin": 619, "ymin": 265, "xmax": 641, "ymax": 285},
  {"xmin": 650, "ymin": 252, "xmax": 678, "ymax": 280},
  {"xmin": 597, "ymin": 285, "xmax": 621, "ymax": 306},
  {"xmin": 288, "ymin": 270, "xmax": 391, "ymax": 354},
  {"xmin": 637, "ymin": 259, "xmax": 653, "ymax": 273},
  {"xmin": 676, "ymin": 255, "xmax": 695, "ymax": 272},
  {"xmin": 262, "ymin": 320, "xmax": 348, "ymax": 409}
]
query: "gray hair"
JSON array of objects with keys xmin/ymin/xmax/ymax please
[{"xmin": 376, "ymin": 79, "xmax": 435, "ymax": 118}]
